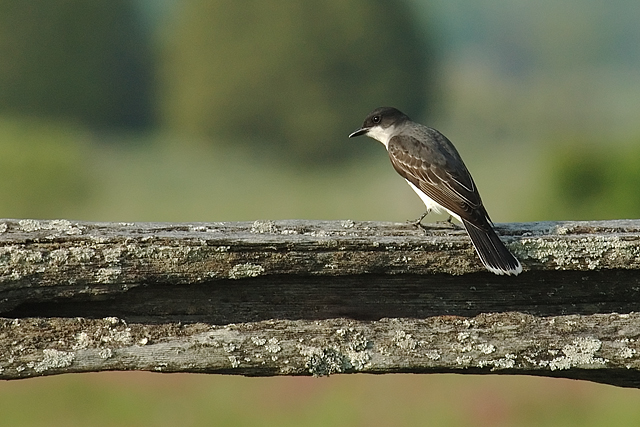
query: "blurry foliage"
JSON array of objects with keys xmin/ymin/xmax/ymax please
[
  {"xmin": 0, "ymin": 0, "xmax": 153, "ymax": 129},
  {"xmin": 0, "ymin": 118, "xmax": 93, "ymax": 218},
  {"xmin": 158, "ymin": 0, "xmax": 434, "ymax": 161},
  {"xmin": 545, "ymin": 140, "xmax": 640, "ymax": 220}
]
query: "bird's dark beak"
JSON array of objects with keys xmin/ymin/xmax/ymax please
[{"xmin": 349, "ymin": 127, "xmax": 369, "ymax": 138}]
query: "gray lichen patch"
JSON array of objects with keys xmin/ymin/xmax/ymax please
[
  {"xmin": 251, "ymin": 220, "xmax": 277, "ymax": 234},
  {"xmin": 264, "ymin": 338, "xmax": 282, "ymax": 353},
  {"xmin": 305, "ymin": 348, "xmax": 353, "ymax": 376},
  {"xmin": 0, "ymin": 243, "xmax": 101, "ymax": 283},
  {"xmin": 543, "ymin": 337, "xmax": 607, "ymax": 371},
  {"xmin": 17, "ymin": 219, "xmax": 47, "ymax": 232},
  {"xmin": 228, "ymin": 263, "xmax": 264, "ymax": 279},
  {"xmin": 31, "ymin": 349, "xmax": 75, "ymax": 373},
  {"xmin": 477, "ymin": 353, "xmax": 517, "ymax": 370},
  {"xmin": 52, "ymin": 246, "xmax": 95, "ymax": 263},
  {"xmin": 99, "ymin": 321, "xmax": 133, "ymax": 346},
  {"xmin": 392, "ymin": 330, "xmax": 419, "ymax": 351},
  {"xmin": 18, "ymin": 219, "xmax": 84, "ymax": 235},
  {"xmin": 250, "ymin": 337, "xmax": 267, "ymax": 346},
  {"xmin": 517, "ymin": 234, "xmax": 640, "ymax": 270},
  {"xmin": 0, "ymin": 247, "xmax": 44, "ymax": 281},
  {"xmin": 447, "ymin": 328, "xmax": 512, "ymax": 368},
  {"xmin": 102, "ymin": 247, "xmax": 123, "ymax": 263},
  {"xmin": 73, "ymin": 332, "xmax": 93, "ymax": 350},
  {"xmin": 7, "ymin": 247, "xmax": 44, "ymax": 265},
  {"xmin": 300, "ymin": 327, "xmax": 372, "ymax": 376},
  {"xmin": 614, "ymin": 338, "xmax": 637, "ymax": 362},
  {"xmin": 95, "ymin": 267, "xmax": 122, "ymax": 283}
]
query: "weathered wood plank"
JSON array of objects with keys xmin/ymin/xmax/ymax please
[
  {"xmin": 1, "ymin": 218, "xmax": 640, "ymax": 386},
  {"xmin": 2, "ymin": 313, "xmax": 640, "ymax": 388}
]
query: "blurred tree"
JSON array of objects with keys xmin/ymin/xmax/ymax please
[
  {"xmin": 0, "ymin": 0, "xmax": 153, "ymax": 129},
  {"xmin": 158, "ymin": 0, "xmax": 434, "ymax": 161},
  {"xmin": 0, "ymin": 118, "xmax": 93, "ymax": 218},
  {"xmin": 544, "ymin": 140, "xmax": 640, "ymax": 220}
]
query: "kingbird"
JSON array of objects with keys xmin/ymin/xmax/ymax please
[{"xmin": 349, "ymin": 107, "xmax": 522, "ymax": 276}]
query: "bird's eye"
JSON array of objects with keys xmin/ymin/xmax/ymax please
[{"xmin": 372, "ymin": 115, "xmax": 381, "ymax": 124}]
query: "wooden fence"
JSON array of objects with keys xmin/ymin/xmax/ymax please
[{"xmin": 1, "ymin": 218, "xmax": 640, "ymax": 388}]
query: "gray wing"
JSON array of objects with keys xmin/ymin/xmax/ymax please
[{"xmin": 387, "ymin": 131, "xmax": 492, "ymax": 229}]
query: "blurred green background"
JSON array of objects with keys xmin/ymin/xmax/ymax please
[{"xmin": 1, "ymin": 0, "xmax": 640, "ymax": 425}]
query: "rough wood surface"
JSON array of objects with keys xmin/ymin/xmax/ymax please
[
  {"xmin": 1, "ymin": 218, "xmax": 640, "ymax": 386},
  {"xmin": 3, "ymin": 314, "xmax": 640, "ymax": 388}
]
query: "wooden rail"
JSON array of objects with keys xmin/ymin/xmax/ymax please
[{"xmin": 1, "ymin": 218, "xmax": 640, "ymax": 387}]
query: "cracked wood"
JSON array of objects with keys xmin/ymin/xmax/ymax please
[{"xmin": 1, "ymin": 218, "xmax": 640, "ymax": 387}]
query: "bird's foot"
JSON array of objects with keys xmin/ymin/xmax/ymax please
[
  {"xmin": 407, "ymin": 210, "xmax": 431, "ymax": 233},
  {"xmin": 436, "ymin": 215, "xmax": 462, "ymax": 229}
]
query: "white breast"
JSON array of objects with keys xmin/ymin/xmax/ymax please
[{"xmin": 405, "ymin": 180, "xmax": 462, "ymax": 222}]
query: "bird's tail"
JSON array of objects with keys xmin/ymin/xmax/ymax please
[{"xmin": 462, "ymin": 220, "xmax": 522, "ymax": 276}]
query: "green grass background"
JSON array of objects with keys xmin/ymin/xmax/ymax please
[{"xmin": 2, "ymin": 372, "xmax": 640, "ymax": 426}]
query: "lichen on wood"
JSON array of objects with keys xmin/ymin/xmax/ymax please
[
  {"xmin": 2, "ymin": 218, "xmax": 640, "ymax": 387},
  {"xmin": 3, "ymin": 313, "xmax": 640, "ymax": 388}
]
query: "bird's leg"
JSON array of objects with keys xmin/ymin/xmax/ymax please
[
  {"xmin": 438, "ymin": 215, "xmax": 462, "ymax": 229},
  {"xmin": 410, "ymin": 209, "xmax": 430, "ymax": 226},
  {"xmin": 408, "ymin": 209, "xmax": 431, "ymax": 232}
]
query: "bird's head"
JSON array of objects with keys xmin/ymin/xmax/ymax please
[{"xmin": 348, "ymin": 107, "xmax": 410, "ymax": 146}]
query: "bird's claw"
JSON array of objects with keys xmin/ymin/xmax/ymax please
[
  {"xmin": 436, "ymin": 215, "xmax": 462, "ymax": 229},
  {"xmin": 407, "ymin": 210, "xmax": 431, "ymax": 233}
]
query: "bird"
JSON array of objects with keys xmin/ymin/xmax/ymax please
[{"xmin": 349, "ymin": 106, "xmax": 522, "ymax": 276}]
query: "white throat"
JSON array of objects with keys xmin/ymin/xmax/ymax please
[{"xmin": 366, "ymin": 125, "xmax": 397, "ymax": 149}]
